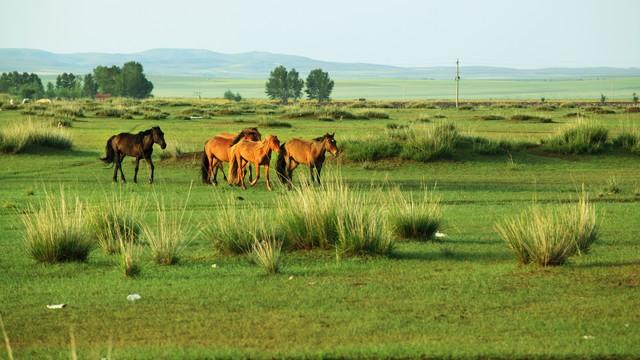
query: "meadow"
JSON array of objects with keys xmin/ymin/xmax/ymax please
[{"xmin": 0, "ymin": 97, "xmax": 639, "ymax": 359}]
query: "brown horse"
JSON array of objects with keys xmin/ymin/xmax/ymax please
[
  {"xmin": 228, "ymin": 135, "xmax": 281, "ymax": 191},
  {"xmin": 101, "ymin": 126, "xmax": 167, "ymax": 183},
  {"xmin": 276, "ymin": 133, "xmax": 338, "ymax": 188},
  {"xmin": 200, "ymin": 128, "xmax": 261, "ymax": 185}
]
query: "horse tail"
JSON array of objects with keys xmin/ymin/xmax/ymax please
[
  {"xmin": 200, "ymin": 151, "xmax": 210, "ymax": 184},
  {"xmin": 228, "ymin": 151, "xmax": 239, "ymax": 185},
  {"xmin": 100, "ymin": 135, "xmax": 116, "ymax": 164},
  {"xmin": 276, "ymin": 142, "xmax": 289, "ymax": 184}
]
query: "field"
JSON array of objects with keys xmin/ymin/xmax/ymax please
[
  {"xmin": 1, "ymin": 97, "xmax": 640, "ymax": 359},
  {"xmin": 37, "ymin": 75, "xmax": 640, "ymax": 100}
]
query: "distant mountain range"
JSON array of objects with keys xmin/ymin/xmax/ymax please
[{"xmin": 1, "ymin": 48, "xmax": 639, "ymax": 79}]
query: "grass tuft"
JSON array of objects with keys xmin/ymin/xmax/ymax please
[
  {"xmin": 388, "ymin": 188, "xmax": 442, "ymax": 241},
  {"xmin": 0, "ymin": 119, "xmax": 73, "ymax": 153},
  {"xmin": 91, "ymin": 193, "xmax": 143, "ymax": 255},
  {"xmin": 542, "ymin": 121, "xmax": 608, "ymax": 154},
  {"xmin": 251, "ymin": 237, "xmax": 283, "ymax": 274}
]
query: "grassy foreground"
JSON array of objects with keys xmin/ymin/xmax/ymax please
[{"xmin": 0, "ymin": 98, "xmax": 639, "ymax": 359}]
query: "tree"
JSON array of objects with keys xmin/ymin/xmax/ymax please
[
  {"xmin": 265, "ymin": 65, "xmax": 303, "ymax": 104},
  {"xmin": 45, "ymin": 82, "xmax": 56, "ymax": 98},
  {"xmin": 0, "ymin": 71, "xmax": 44, "ymax": 98},
  {"xmin": 305, "ymin": 69, "xmax": 334, "ymax": 103},
  {"xmin": 121, "ymin": 61, "xmax": 153, "ymax": 99},
  {"xmin": 600, "ymin": 94, "xmax": 607, "ymax": 104},
  {"xmin": 83, "ymin": 74, "xmax": 98, "ymax": 98},
  {"xmin": 55, "ymin": 73, "xmax": 83, "ymax": 98},
  {"xmin": 93, "ymin": 65, "xmax": 122, "ymax": 95},
  {"xmin": 224, "ymin": 90, "xmax": 242, "ymax": 102},
  {"xmin": 633, "ymin": 92, "xmax": 638, "ymax": 104}
]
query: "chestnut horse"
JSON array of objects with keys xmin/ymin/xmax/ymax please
[
  {"xmin": 276, "ymin": 133, "xmax": 338, "ymax": 188},
  {"xmin": 101, "ymin": 126, "xmax": 167, "ymax": 183},
  {"xmin": 200, "ymin": 128, "xmax": 261, "ymax": 185},
  {"xmin": 228, "ymin": 135, "xmax": 281, "ymax": 191}
]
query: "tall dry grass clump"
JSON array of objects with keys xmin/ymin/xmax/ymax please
[
  {"xmin": 251, "ymin": 237, "xmax": 283, "ymax": 274},
  {"xmin": 142, "ymin": 193, "xmax": 195, "ymax": 265},
  {"xmin": 541, "ymin": 120, "xmax": 608, "ymax": 154},
  {"xmin": 91, "ymin": 193, "xmax": 143, "ymax": 255},
  {"xmin": 118, "ymin": 236, "xmax": 142, "ymax": 277},
  {"xmin": 496, "ymin": 192, "xmax": 597, "ymax": 266},
  {"xmin": 0, "ymin": 119, "xmax": 73, "ymax": 153},
  {"xmin": 22, "ymin": 189, "xmax": 93, "ymax": 263},
  {"xmin": 388, "ymin": 188, "xmax": 442, "ymax": 241},
  {"xmin": 400, "ymin": 123, "xmax": 459, "ymax": 161}
]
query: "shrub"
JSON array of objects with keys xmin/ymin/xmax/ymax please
[
  {"xmin": 388, "ymin": 188, "xmax": 441, "ymax": 241},
  {"xmin": 204, "ymin": 200, "xmax": 272, "ymax": 255},
  {"xmin": 251, "ymin": 238, "xmax": 283, "ymax": 274},
  {"xmin": 342, "ymin": 138, "xmax": 402, "ymax": 162},
  {"xmin": 142, "ymin": 111, "xmax": 169, "ymax": 120},
  {"xmin": 542, "ymin": 121, "xmax": 608, "ymax": 154},
  {"xmin": 257, "ymin": 120, "xmax": 292, "ymax": 128},
  {"xmin": 22, "ymin": 190, "xmax": 93, "ymax": 263},
  {"xmin": 356, "ymin": 110, "xmax": 390, "ymax": 119},
  {"xmin": 468, "ymin": 137, "xmax": 517, "ymax": 155},
  {"xmin": 91, "ymin": 193, "xmax": 143, "ymax": 255},
  {"xmin": 510, "ymin": 114, "xmax": 553, "ymax": 123},
  {"xmin": 223, "ymin": 90, "xmax": 242, "ymax": 102},
  {"xmin": 95, "ymin": 108, "xmax": 125, "ymax": 118},
  {"xmin": 604, "ymin": 176, "xmax": 621, "ymax": 194},
  {"xmin": 612, "ymin": 130, "xmax": 640, "ymax": 153},
  {"xmin": 119, "ymin": 236, "xmax": 141, "ymax": 277},
  {"xmin": 584, "ymin": 106, "xmax": 615, "ymax": 114},
  {"xmin": 323, "ymin": 108, "xmax": 358, "ymax": 120},
  {"xmin": 0, "ymin": 120, "xmax": 73, "ymax": 153},
  {"xmin": 142, "ymin": 194, "xmax": 195, "ymax": 265},
  {"xmin": 400, "ymin": 123, "xmax": 459, "ymax": 162},
  {"xmin": 478, "ymin": 115, "xmax": 505, "ymax": 121},
  {"xmin": 495, "ymin": 193, "xmax": 597, "ymax": 266},
  {"xmin": 55, "ymin": 107, "xmax": 84, "ymax": 118},
  {"xmin": 563, "ymin": 112, "xmax": 587, "ymax": 118},
  {"xmin": 282, "ymin": 107, "xmax": 317, "ymax": 119},
  {"xmin": 415, "ymin": 115, "xmax": 431, "ymax": 123},
  {"xmin": 336, "ymin": 204, "xmax": 394, "ymax": 258},
  {"xmin": 625, "ymin": 107, "xmax": 640, "ymax": 113}
]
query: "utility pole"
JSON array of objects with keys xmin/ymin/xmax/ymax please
[{"xmin": 455, "ymin": 58, "xmax": 460, "ymax": 109}]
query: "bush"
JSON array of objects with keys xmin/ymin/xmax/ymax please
[
  {"xmin": 468, "ymin": 137, "xmax": 521, "ymax": 155},
  {"xmin": 118, "ymin": 236, "xmax": 141, "ymax": 277},
  {"xmin": 563, "ymin": 112, "xmax": 587, "ymax": 118},
  {"xmin": 510, "ymin": 114, "xmax": 553, "ymax": 123},
  {"xmin": 251, "ymin": 238, "xmax": 283, "ymax": 274},
  {"xmin": 612, "ymin": 130, "xmax": 640, "ymax": 154},
  {"xmin": 257, "ymin": 120, "xmax": 292, "ymax": 128},
  {"xmin": 356, "ymin": 110, "xmax": 390, "ymax": 119},
  {"xmin": 142, "ymin": 111, "xmax": 169, "ymax": 120},
  {"xmin": 282, "ymin": 107, "xmax": 317, "ymax": 119},
  {"xmin": 388, "ymin": 188, "xmax": 441, "ymax": 241},
  {"xmin": 142, "ymin": 194, "xmax": 195, "ymax": 265},
  {"xmin": 322, "ymin": 108, "xmax": 358, "ymax": 120},
  {"xmin": 336, "ymin": 205, "xmax": 394, "ymax": 257},
  {"xmin": 95, "ymin": 107, "xmax": 125, "ymax": 118},
  {"xmin": 478, "ymin": 115, "xmax": 506, "ymax": 121},
  {"xmin": 400, "ymin": 123, "xmax": 459, "ymax": 162},
  {"xmin": 55, "ymin": 107, "xmax": 84, "ymax": 118},
  {"xmin": 496, "ymin": 193, "xmax": 597, "ymax": 266},
  {"xmin": 22, "ymin": 190, "xmax": 93, "ymax": 263},
  {"xmin": 91, "ymin": 194, "xmax": 143, "ymax": 255},
  {"xmin": 342, "ymin": 139, "xmax": 402, "ymax": 162},
  {"xmin": 585, "ymin": 106, "xmax": 615, "ymax": 114},
  {"xmin": 0, "ymin": 120, "xmax": 73, "ymax": 153},
  {"xmin": 223, "ymin": 90, "xmax": 242, "ymax": 102},
  {"xmin": 625, "ymin": 107, "xmax": 640, "ymax": 113},
  {"xmin": 542, "ymin": 121, "xmax": 608, "ymax": 154}
]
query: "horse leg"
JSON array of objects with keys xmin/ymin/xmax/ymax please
[
  {"xmin": 207, "ymin": 154, "xmax": 215, "ymax": 184},
  {"xmin": 250, "ymin": 163, "xmax": 260, "ymax": 186},
  {"xmin": 146, "ymin": 157, "xmax": 155, "ymax": 184},
  {"xmin": 265, "ymin": 164, "xmax": 272, "ymax": 191},
  {"xmin": 315, "ymin": 162, "xmax": 323, "ymax": 185},
  {"xmin": 112, "ymin": 153, "xmax": 120, "ymax": 182},
  {"xmin": 248, "ymin": 164, "xmax": 253, "ymax": 182},
  {"xmin": 211, "ymin": 158, "xmax": 220, "ymax": 186},
  {"xmin": 309, "ymin": 164, "xmax": 315, "ymax": 184},
  {"xmin": 133, "ymin": 157, "xmax": 140, "ymax": 183},
  {"xmin": 118, "ymin": 154, "xmax": 126, "ymax": 182}
]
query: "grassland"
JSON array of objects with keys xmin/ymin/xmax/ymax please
[
  {"xmin": 0, "ymin": 98, "xmax": 639, "ymax": 359},
  {"xmin": 135, "ymin": 75, "xmax": 640, "ymax": 100}
]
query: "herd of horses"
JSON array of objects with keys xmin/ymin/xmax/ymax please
[{"xmin": 101, "ymin": 126, "xmax": 339, "ymax": 190}]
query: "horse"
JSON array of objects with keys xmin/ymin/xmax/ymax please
[
  {"xmin": 276, "ymin": 133, "xmax": 338, "ymax": 188},
  {"xmin": 228, "ymin": 135, "xmax": 281, "ymax": 191},
  {"xmin": 200, "ymin": 128, "xmax": 261, "ymax": 185},
  {"xmin": 101, "ymin": 126, "xmax": 167, "ymax": 184}
]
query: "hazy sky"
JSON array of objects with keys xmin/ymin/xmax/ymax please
[{"xmin": 1, "ymin": 0, "xmax": 638, "ymax": 68}]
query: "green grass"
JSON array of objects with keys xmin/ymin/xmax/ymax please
[{"xmin": 0, "ymin": 98, "xmax": 639, "ymax": 358}]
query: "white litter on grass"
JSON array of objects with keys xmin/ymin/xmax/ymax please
[
  {"xmin": 582, "ymin": 335, "xmax": 595, "ymax": 340},
  {"xmin": 127, "ymin": 293, "xmax": 142, "ymax": 302},
  {"xmin": 46, "ymin": 304, "xmax": 66, "ymax": 309},
  {"xmin": 288, "ymin": 276, "xmax": 294, "ymax": 280},
  {"xmin": 435, "ymin": 232, "xmax": 447, "ymax": 239},
  {"xmin": 211, "ymin": 264, "xmax": 218, "ymax": 269}
]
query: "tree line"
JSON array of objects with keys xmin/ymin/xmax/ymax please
[{"xmin": 0, "ymin": 61, "xmax": 153, "ymax": 99}]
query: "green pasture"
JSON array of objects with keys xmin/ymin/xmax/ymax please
[
  {"xmin": 0, "ymin": 99, "xmax": 639, "ymax": 358},
  {"xmin": 138, "ymin": 76, "xmax": 640, "ymax": 100}
]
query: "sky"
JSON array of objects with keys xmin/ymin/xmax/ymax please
[{"xmin": 0, "ymin": 0, "xmax": 638, "ymax": 68}]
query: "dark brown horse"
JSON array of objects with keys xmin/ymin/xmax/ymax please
[
  {"xmin": 276, "ymin": 133, "xmax": 338, "ymax": 188},
  {"xmin": 101, "ymin": 126, "xmax": 167, "ymax": 183}
]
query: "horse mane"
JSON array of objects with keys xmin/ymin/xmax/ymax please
[
  {"xmin": 231, "ymin": 130, "xmax": 249, "ymax": 145},
  {"xmin": 137, "ymin": 128, "xmax": 153, "ymax": 137}
]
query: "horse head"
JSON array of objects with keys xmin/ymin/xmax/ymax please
[
  {"xmin": 152, "ymin": 126, "xmax": 167, "ymax": 149},
  {"xmin": 323, "ymin": 132, "xmax": 338, "ymax": 156},
  {"xmin": 266, "ymin": 135, "xmax": 281, "ymax": 153}
]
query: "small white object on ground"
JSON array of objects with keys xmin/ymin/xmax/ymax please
[
  {"xmin": 435, "ymin": 232, "xmax": 447, "ymax": 238},
  {"xmin": 582, "ymin": 335, "xmax": 595, "ymax": 340},
  {"xmin": 288, "ymin": 276, "xmax": 294, "ymax": 280},
  {"xmin": 127, "ymin": 293, "xmax": 142, "ymax": 301},
  {"xmin": 211, "ymin": 264, "xmax": 218, "ymax": 268},
  {"xmin": 46, "ymin": 304, "xmax": 66, "ymax": 309}
]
